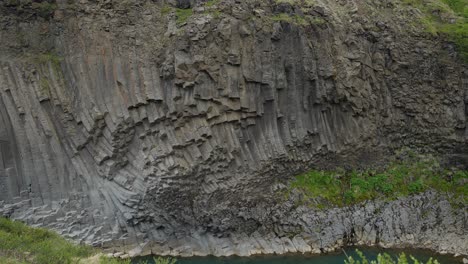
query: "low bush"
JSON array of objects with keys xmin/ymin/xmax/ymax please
[{"xmin": 345, "ymin": 249, "xmax": 440, "ymax": 264}]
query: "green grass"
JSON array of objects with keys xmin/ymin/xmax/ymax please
[
  {"xmin": 175, "ymin": 8, "xmax": 193, "ymax": 25},
  {"xmin": 154, "ymin": 257, "xmax": 177, "ymax": 264},
  {"xmin": 0, "ymin": 256, "xmax": 28, "ymax": 264},
  {"xmin": 0, "ymin": 217, "xmax": 94, "ymax": 264},
  {"xmin": 271, "ymin": 13, "xmax": 296, "ymax": 23},
  {"xmin": 287, "ymin": 152, "xmax": 468, "ymax": 208},
  {"xmin": 270, "ymin": 0, "xmax": 325, "ymax": 27},
  {"xmin": 205, "ymin": 0, "xmax": 220, "ymax": 8},
  {"xmin": 441, "ymin": 0, "xmax": 468, "ymax": 16},
  {"xmin": 39, "ymin": 77, "xmax": 51, "ymax": 96},
  {"xmin": 161, "ymin": 5, "xmax": 173, "ymax": 15},
  {"xmin": 345, "ymin": 249, "xmax": 440, "ymax": 264},
  {"xmin": 31, "ymin": 52, "xmax": 63, "ymax": 90},
  {"xmin": 401, "ymin": 0, "xmax": 468, "ymax": 61},
  {"xmin": 204, "ymin": 0, "xmax": 222, "ymax": 18},
  {"xmin": 0, "ymin": 218, "xmax": 177, "ymax": 264}
]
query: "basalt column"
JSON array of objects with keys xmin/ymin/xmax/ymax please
[{"xmin": 0, "ymin": 96, "xmax": 22, "ymax": 202}]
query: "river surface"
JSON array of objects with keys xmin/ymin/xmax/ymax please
[{"xmin": 133, "ymin": 247, "xmax": 462, "ymax": 264}]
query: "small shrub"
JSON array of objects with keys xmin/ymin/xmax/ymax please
[
  {"xmin": 408, "ymin": 179, "xmax": 425, "ymax": 194},
  {"xmin": 153, "ymin": 257, "xmax": 177, "ymax": 264},
  {"xmin": 31, "ymin": 2, "xmax": 57, "ymax": 17},
  {"xmin": 99, "ymin": 256, "xmax": 131, "ymax": 264},
  {"xmin": 344, "ymin": 249, "xmax": 440, "ymax": 264}
]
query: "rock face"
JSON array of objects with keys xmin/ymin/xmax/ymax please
[{"xmin": 0, "ymin": 0, "xmax": 466, "ymax": 257}]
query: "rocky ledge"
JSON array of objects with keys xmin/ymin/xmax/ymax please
[{"xmin": 109, "ymin": 190, "xmax": 467, "ymax": 257}]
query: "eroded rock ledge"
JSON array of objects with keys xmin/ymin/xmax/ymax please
[
  {"xmin": 0, "ymin": 0, "xmax": 466, "ymax": 257},
  {"xmin": 117, "ymin": 191, "xmax": 466, "ymax": 257}
]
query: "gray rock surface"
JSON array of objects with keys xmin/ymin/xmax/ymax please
[{"xmin": 0, "ymin": 0, "xmax": 466, "ymax": 257}]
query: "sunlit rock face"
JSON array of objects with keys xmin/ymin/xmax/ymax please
[{"xmin": 0, "ymin": 0, "xmax": 466, "ymax": 257}]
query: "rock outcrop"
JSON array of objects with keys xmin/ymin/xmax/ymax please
[{"xmin": 0, "ymin": 0, "xmax": 466, "ymax": 257}]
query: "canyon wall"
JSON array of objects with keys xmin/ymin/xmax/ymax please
[{"xmin": 0, "ymin": 0, "xmax": 466, "ymax": 256}]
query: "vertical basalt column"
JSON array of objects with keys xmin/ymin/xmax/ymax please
[{"xmin": 0, "ymin": 96, "xmax": 21, "ymax": 201}]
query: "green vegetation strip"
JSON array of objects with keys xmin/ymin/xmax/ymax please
[
  {"xmin": 288, "ymin": 154, "xmax": 467, "ymax": 208},
  {"xmin": 0, "ymin": 218, "xmax": 175, "ymax": 264},
  {"xmin": 0, "ymin": 218, "xmax": 446, "ymax": 263},
  {"xmin": 0, "ymin": 217, "xmax": 92, "ymax": 264}
]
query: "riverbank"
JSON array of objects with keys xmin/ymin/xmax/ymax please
[
  {"xmin": 133, "ymin": 247, "xmax": 465, "ymax": 264},
  {"xmin": 2, "ymin": 155, "xmax": 466, "ymax": 261},
  {"xmin": 3, "ymin": 172, "xmax": 466, "ymax": 260},
  {"xmin": 98, "ymin": 154, "xmax": 467, "ymax": 258},
  {"xmin": 104, "ymin": 189, "xmax": 466, "ymax": 258},
  {"xmin": 1, "ymin": 216, "xmax": 466, "ymax": 264}
]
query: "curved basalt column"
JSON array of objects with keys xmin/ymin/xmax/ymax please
[
  {"xmin": 0, "ymin": 95, "xmax": 22, "ymax": 201},
  {"xmin": 0, "ymin": 0, "xmax": 466, "ymax": 256}
]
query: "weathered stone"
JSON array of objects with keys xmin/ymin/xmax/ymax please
[{"xmin": 0, "ymin": 0, "xmax": 466, "ymax": 258}]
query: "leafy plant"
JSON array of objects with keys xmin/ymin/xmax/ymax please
[
  {"xmin": 153, "ymin": 257, "xmax": 177, "ymax": 264},
  {"xmin": 99, "ymin": 256, "xmax": 132, "ymax": 264},
  {"xmin": 345, "ymin": 249, "xmax": 440, "ymax": 264}
]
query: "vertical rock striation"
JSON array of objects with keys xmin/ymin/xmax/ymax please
[{"xmin": 0, "ymin": 0, "xmax": 466, "ymax": 256}]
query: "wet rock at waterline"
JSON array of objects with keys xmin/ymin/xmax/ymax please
[{"xmin": 0, "ymin": 0, "xmax": 467, "ymax": 258}]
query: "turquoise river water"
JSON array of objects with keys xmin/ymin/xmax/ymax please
[{"xmin": 133, "ymin": 247, "xmax": 462, "ymax": 264}]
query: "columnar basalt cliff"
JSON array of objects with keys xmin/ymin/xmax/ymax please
[{"xmin": 0, "ymin": 0, "xmax": 467, "ymax": 257}]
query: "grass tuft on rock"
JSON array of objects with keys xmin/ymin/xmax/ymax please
[
  {"xmin": 401, "ymin": 0, "xmax": 468, "ymax": 61},
  {"xmin": 32, "ymin": 52, "xmax": 62, "ymax": 69},
  {"xmin": 176, "ymin": 8, "xmax": 193, "ymax": 25}
]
